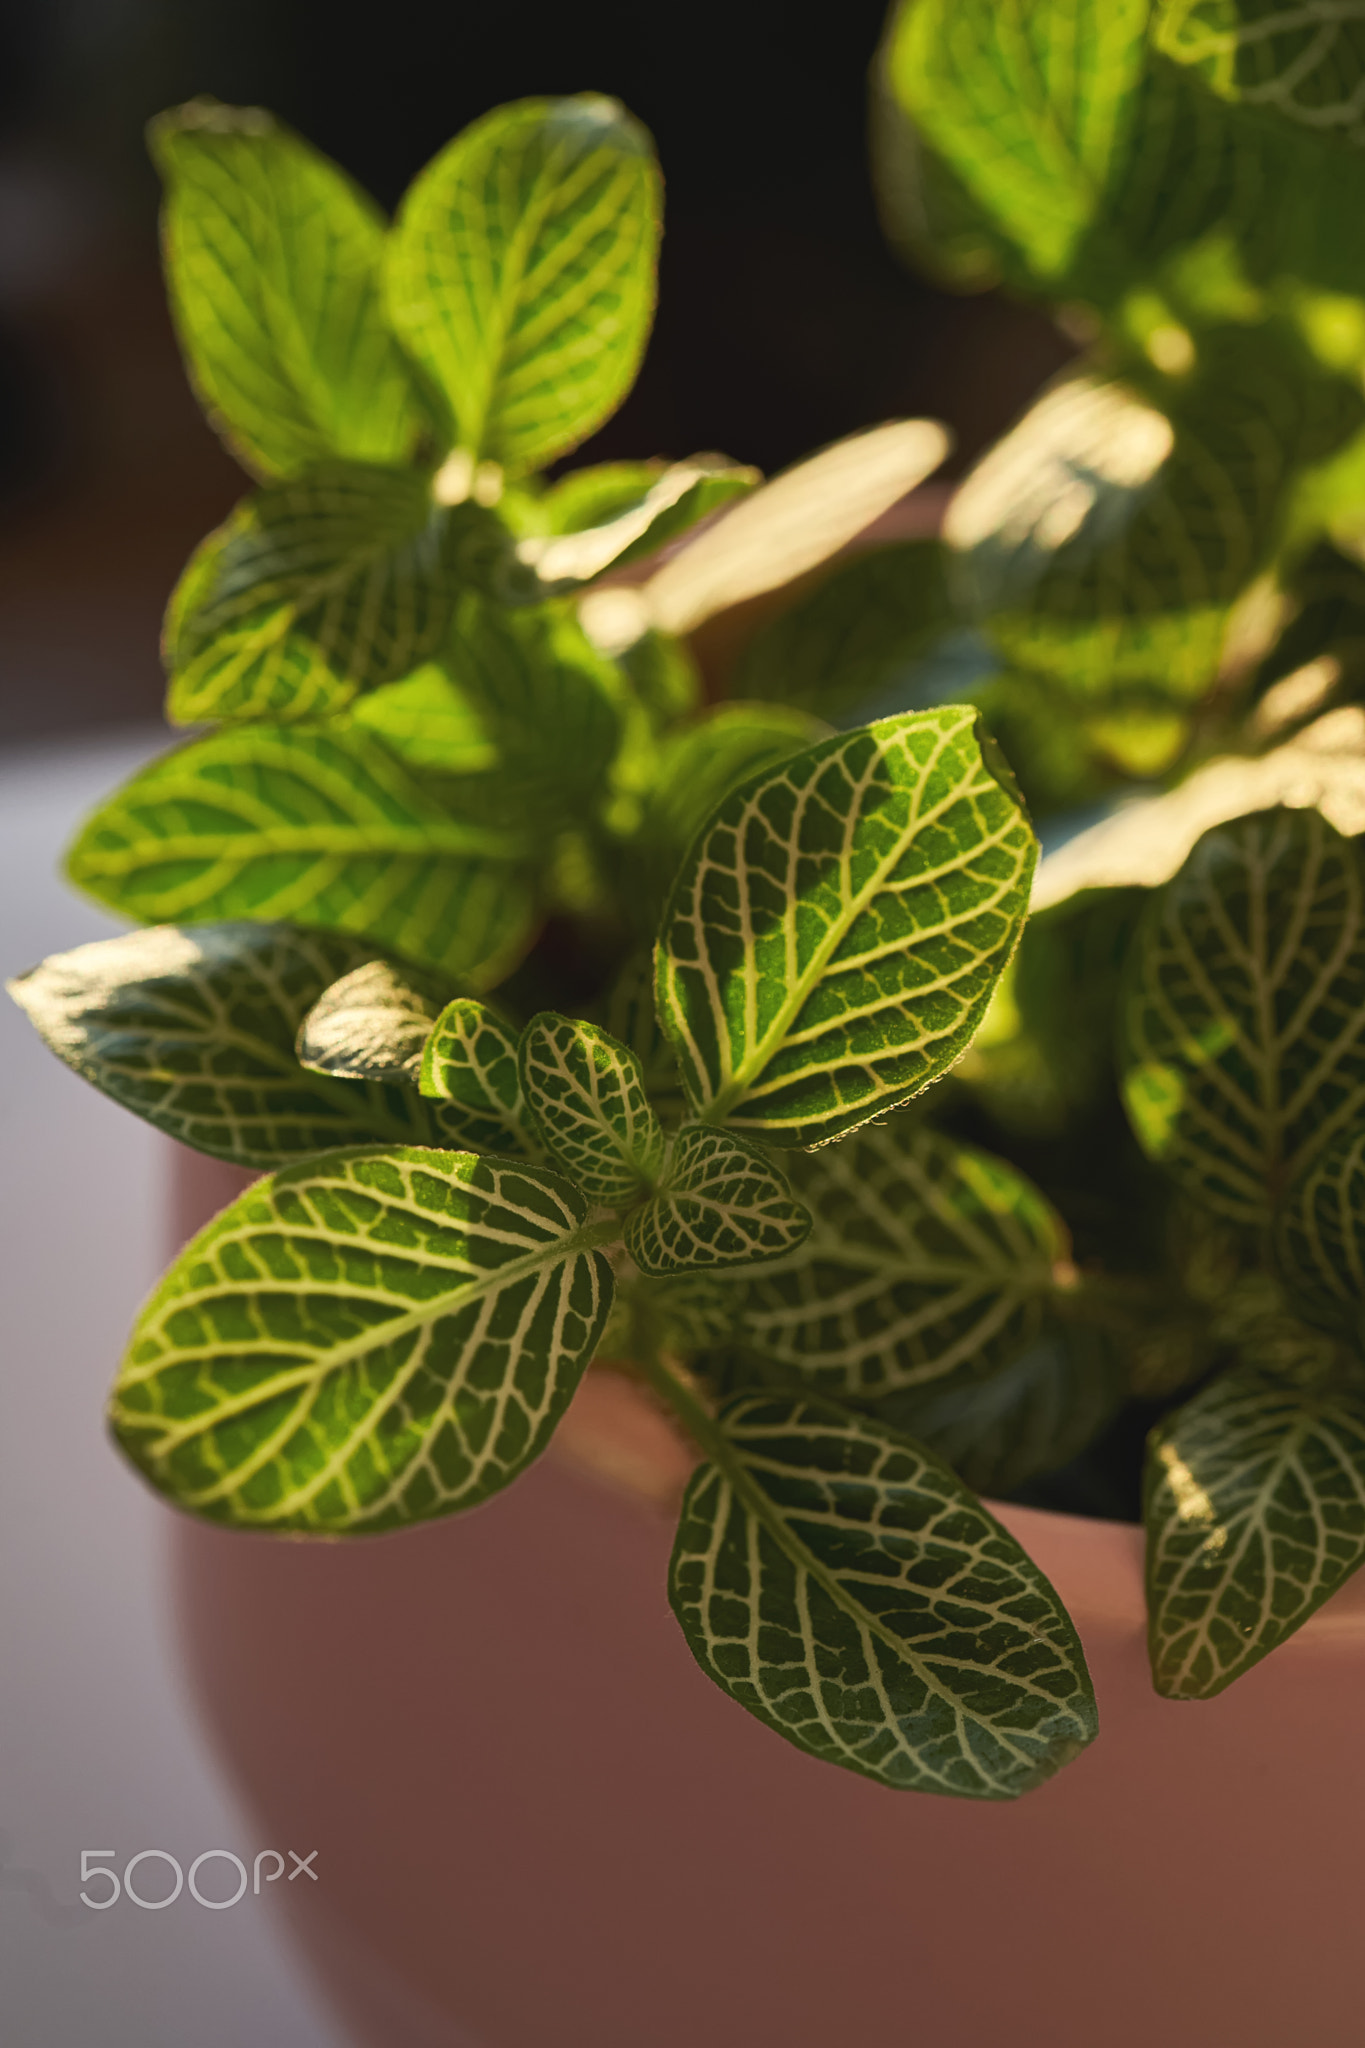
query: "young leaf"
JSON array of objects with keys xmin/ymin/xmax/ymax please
[
  {"xmin": 64, "ymin": 724, "xmax": 536, "ymax": 988},
  {"xmin": 111, "ymin": 1148, "xmax": 614, "ymax": 1532},
  {"xmin": 296, "ymin": 957, "xmax": 450, "ymax": 1082},
  {"xmin": 1277, "ymin": 1124, "xmax": 1365, "ymax": 1337},
  {"xmin": 733, "ymin": 540, "xmax": 955, "ymax": 719},
  {"xmin": 880, "ymin": 1323, "xmax": 1125, "ymax": 1498},
  {"xmin": 386, "ymin": 95, "xmax": 661, "ymax": 475},
  {"xmin": 690, "ymin": 1122, "xmax": 1065, "ymax": 1399},
  {"xmin": 419, "ymin": 998, "xmax": 541, "ymax": 1157},
  {"xmin": 624, "ymin": 1126, "xmax": 811, "ymax": 1277},
  {"xmin": 165, "ymin": 463, "xmax": 460, "ymax": 725},
  {"xmin": 5, "ymin": 923, "xmax": 477, "ymax": 1166},
  {"xmin": 151, "ymin": 100, "xmax": 428, "ymax": 478},
  {"xmin": 1145, "ymin": 1356, "xmax": 1365, "ymax": 1698},
  {"xmin": 1119, "ymin": 808, "xmax": 1365, "ymax": 1224},
  {"xmin": 669, "ymin": 1391, "xmax": 1097, "ymax": 1795},
  {"xmin": 519, "ymin": 1013, "xmax": 664, "ymax": 1203},
  {"xmin": 655, "ymin": 708, "xmax": 1036, "ymax": 1146}
]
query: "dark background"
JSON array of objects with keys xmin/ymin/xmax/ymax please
[{"xmin": 0, "ymin": 0, "xmax": 1068, "ymax": 745}]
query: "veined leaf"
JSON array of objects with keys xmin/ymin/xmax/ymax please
[
  {"xmin": 670, "ymin": 1391, "xmax": 1097, "ymax": 1795},
  {"xmin": 165, "ymin": 464, "xmax": 457, "ymax": 725},
  {"xmin": 1277, "ymin": 1124, "xmax": 1365, "ymax": 1335},
  {"xmin": 1119, "ymin": 808, "xmax": 1365, "ymax": 1223},
  {"xmin": 419, "ymin": 998, "xmax": 540, "ymax": 1158},
  {"xmin": 1145, "ymin": 1356, "xmax": 1365, "ymax": 1697},
  {"xmin": 690, "ymin": 1122, "xmax": 1065, "ymax": 1399},
  {"xmin": 881, "ymin": 1323, "xmax": 1125, "ymax": 1497},
  {"xmin": 347, "ymin": 664, "xmax": 496, "ymax": 775},
  {"xmin": 65, "ymin": 724, "xmax": 535, "ymax": 989},
  {"xmin": 733, "ymin": 540, "xmax": 955, "ymax": 720},
  {"xmin": 111, "ymin": 1147, "xmax": 614, "ymax": 1532},
  {"xmin": 386, "ymin": 95, "xmax": 661, "ymax": 474},
  {"xmin": 946, "ymin": 351, "xmax": 1364, "ymax": 701},
  {"xmin": 655, "ymin": 709, "xmax": 1037, "ymax": 1147},
  {"xmin": 519, "ymin": 1012, "xmax": 664, "ymax": 1203},
  {"xmin": 151, "ymin": 99, "xmax": 429, "ymax": 478},
  {"xmin": 296, "ymin": 957, "xmax": 449, "ymax": 1082},
  {"xmin": 5, "ymin": 923, "xmax": 480, "ymax": 1166},
  {"xmin": 1155, "ymin": 1, "xmax": 1365, "ymax": 148},
  {"xmin": 624, "ymin": 1126, "xmax": 811, "ymax": 1277},
  {"xmin": 518, "ymin": 455, "xmax": 759, "ymax": 589}
]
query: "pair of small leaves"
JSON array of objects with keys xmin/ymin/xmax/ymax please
[
  {"xmin": 65, "ymin": 722, "xmax": 537, "ymax": 990},
  {"xmin": 1119, "ymin": 807, "xmax": 1365, "ymax": 1225},
  {"xmin": 157, "ymin": 94, "xmax": 661, "ymax": 485}
]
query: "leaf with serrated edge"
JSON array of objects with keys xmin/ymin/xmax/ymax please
[
  {"xmin": 1277, "ymin": 1124, "xmax": 1365, "ymax": 1335},
  {"xmin": 386, "ymin": 96, "xmax": 661, "ymax": 475},
  {"xmin": 111, "ymin": 1148, "xmax": 614, "ymax": 1532},
  {"xmin": 1119, "ymin": 808, "xmax": 1365, "ymax": 1224},
  {"xmin": 65, "ymin": 724, "xmax": 535, "ymax": 989},
  {"xmin": 625, "ymin": 1126, "xmax": 811, "ymax": 1277},
  {"xmin": 670, "ymin": 1391, "xmax": 1096, "ymax": 1795},
  {"xmin": 165, "ymin": 464, "xmax": 456, "ymax": 726},
  {"xmin": 1145, "ymin": 1357, "xmax": 1365, "ymax": 1697},
  {"xmin": 297, "ymin": 957, "xmax": 451, "ymax": 1082},
  {"xmin": 655, "ymin": 708, "xmax": 1036, "ymax": 1147},
  {"xmin": 4, "ymin": 923, "xmax": 488, "ymax": 1166},
  {"xmin": 519, "ymin": 1012, "xmax": 663, "ymax": 1203},
  {"xmin": 688, "ymin": 1122, "xmax": 1065, "ymax": 1399},
  {"xmin": 151, "ymin": 99, "xmax": 429, "ymax": 479},
  {"xmin": 419, "ymin": 998, "xmax": 540, "ymax": 1157}
]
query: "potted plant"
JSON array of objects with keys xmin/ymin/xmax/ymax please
[{"xmin": 12, "ymin": 4, "xmax": 1365, "ymax": 2040}]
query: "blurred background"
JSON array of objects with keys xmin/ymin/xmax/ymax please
[{"xmin": 0, "ymin": 0, "xmax": 1070, "ymax": 746}]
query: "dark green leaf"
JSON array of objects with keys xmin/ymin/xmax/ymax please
[
  {"xmin": 111, "ymin": 1148, "xmax": 614, "ymax": 1531},
  {"xmin": 419, "ymin": 998, "xmax": 541, "ymax": 1157},
  {"xmin": 624, "ymin": 1127, "xmax": 811, "ymax": 1277},
  {"xmin": 1277, "ymin": 1123, "xmax": 1365, "ymax": 1337},
  {"xmin": 519, "ymin": 1012, "xmax": 663, "ymax": 1203}
]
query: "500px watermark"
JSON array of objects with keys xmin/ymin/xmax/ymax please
[{"xmin": 79, "ymin": 1848, "xmax": 318, "ymax": 1910}]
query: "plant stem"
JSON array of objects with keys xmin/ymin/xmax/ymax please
[{"xmin": 636, "ymin": 1345, "xmax": 729, "ymax": 1466}]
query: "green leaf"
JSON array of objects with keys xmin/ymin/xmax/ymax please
[
  {"xmin": 519, "ymin": 1012, "xmax": 663, "ymax": 1203},
  {"xmin": 1154, "ymin": 2, "xmax": 1365, "ymax": 148},
  {"xmin": 624, "ymin": 1126, "xmax": 811, "ymax": 1277},
  {"xmin": 419, "ymin": 998, "xmax": 541, "ymax": 1157},
  {"xmin": 669, "ymin": 1391, "xmax": 1097, "ymax": 1795},
  {"xmin": 386, "ymin": 95, "xmax": 661, "ymax": 474},
  {"xmin": 111, "ymin": 1147, "xmax": 614, "ymax": 1532},
  {"xmin": 164, "ymin": 464, "xmax": 458, "ymax": 725},
  {"xmin": 688, "ymin": 1122, "xmax": 1065, "ymax": 1399},
  {"xmin": 654, "ymin": 709, "xmax": 1037, "ymax": 1147},
  {"xmin": 946, "ymin": 349, "xmax": 1364, "ymax": 701},
  {"xmin": 881, "ymin": 1323, "xmax": 1126, "ymax": 1497},
  {"xmin": 598, "ymin": 950, "xmax": 682, "ymax": 1100},
  {"xmin": 65, "ymin": 724, "xmax": 536, "ymax": 989},
  {"xmin": 296, "ymin": 956, "xmax": 450, "ymax": 1082},
  {"xmin": 1276, "ymin": 1123, "xmax": 1365, "ymax": 1337},
  {"xmin": 519, "ymin": 455, "xmax": 759, "ymax": 589},
  {"xmin": 441, "ymin": 595, "xmax": 622, "ymax": 818},
  {"xmin": 732, "ymin": 540, "xmax": 955, "ymax": 720},
  {"xmin": 1144, "ymin": 1355, "xmax": 1365, "ymax": 1697},
  {"xmin": 876, "ymin": 0, "xmax": 1149, "ymax": 292},
  {"xmin": 4, "ymin": 923, "xmax": 485, "ymax": 1166},
  {"xmin": 1119, "ymin": 807, "xmax": 1365, "ymax": 1223},
  {"xmin": 347, "ymin": 663, "xmax": 496, "ymax": 775},
  {"xmin": 151, "ymin": 99, "xmax": 428, "ymax": 478}
]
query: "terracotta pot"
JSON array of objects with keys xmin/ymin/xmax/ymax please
[{"xmin": 165, "ymin": 1145, "xmax": 1365, "ymax": 2048}]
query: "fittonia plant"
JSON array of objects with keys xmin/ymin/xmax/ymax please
[{"xmin": 15, "ymin": 2, "xmax": 1365, "ymax": 1802}]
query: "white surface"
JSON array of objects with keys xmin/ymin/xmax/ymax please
[{"xmin": 0, "ymin": 731, "xmax": 351, "ymax": 2047}]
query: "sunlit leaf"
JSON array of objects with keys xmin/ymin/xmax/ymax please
[
  {"xmin": 418, "ymin": 998, "xmax": 541, "ymax": 1157},
  {"xmin": 111, "ymin": 1147, "xmax": 614, "ymax": 1531},
  {"xmin": 655, "ymin": 709, "xmax": 1036, "ymax": 1146},
  {"xmin": 296, "ymin": 956, "xmax": 451, "ymax": 1082},
  {"xmin": 519, "ymin": 1012, "xmax": 663, "ymax": 1203},
  {"xmin": 5, "ymin": 923, "xmax": 477, "ymax": 1166},
  {"xmin": 165, "ymin": 464, "xmax": 458, "ymax": 725},
  {"xmin": 347, "ymin": 663, "xmax": 496, "ymax": 775},
  {"xmin": 670, "ymin": 1391, "xmax": 1097, "ymax": 1794},
  {"xmin": 1145, "ymin": 1354, "xmax": 1365, "ymax": 1696},
  {"xmin": 151, "ymin": 98, "xmax": 429, "ymax": 478},
  {"xmin": 624, "ymin": 1126, "xmax": 811, "ymax": 1277},
  {"xmin": 518, "ymin": 455, "xmax": 759, "ymax": 590},
  {"xmin": 1119, "ymin": 808, "xmax": 1365, "ymax": 1223},
  {"xmin": 386, "ymin": 95, "xmax": 661, "ymax": 474},
  {"xmin": 65, "ymin": 725, "xmax": 536, "ymax": 988}
]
